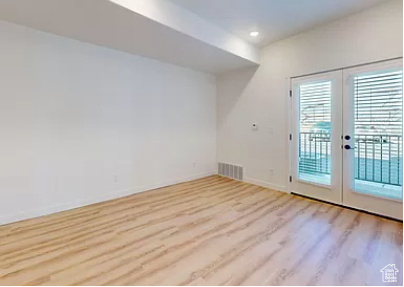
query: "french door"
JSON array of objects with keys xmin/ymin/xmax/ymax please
[{"xmin": 291, "ymin": 59, "xmax": 403, "ymax": 220}]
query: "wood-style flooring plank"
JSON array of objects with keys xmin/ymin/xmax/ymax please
[{"xmin": 0, "ymin": 175, "xmax": 402, "ymax": 286}]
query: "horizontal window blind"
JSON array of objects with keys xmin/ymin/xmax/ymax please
[
  {"xmin": 298, "ymin": 81, "xmax": 332, "ymax": 184},
  {"xmin": 354, "ymin": 70, "xmax": 403, "ymax": 188}
]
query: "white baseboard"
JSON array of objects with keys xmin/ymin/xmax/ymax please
[
  {"xmin": 243, "ymin": 177, "xmax": 288, "ymax": 193},
  {"xmin": 0, "ymin": 171, "xmax": 215, "ymax": 226}
]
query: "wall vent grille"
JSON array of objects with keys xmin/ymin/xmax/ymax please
[{"xmin": 218, "ymin": 162, "xmax": 243, "ymax": 181}]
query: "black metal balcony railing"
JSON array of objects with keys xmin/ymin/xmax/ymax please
[
  {"xmin": 299, "ymin": 132, "xmax": 331, "ymax": 176},
  {"xmin": 355, "ymin": 134, "xmax": 402, "ymax": 186},
  {"xmin": 298, "ymin": 132, "xmax": 403, "ymax": 186}
]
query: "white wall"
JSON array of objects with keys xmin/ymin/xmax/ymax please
[
  {"xmin": 0, "ymin": 20, "xmax": 217, "ymax": 225},
  {"xmin": 217, "ymin": 0, "xmax": 403, "ymax": 191}
]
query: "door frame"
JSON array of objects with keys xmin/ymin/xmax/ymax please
[{"xmin": 287, "ymin": 58, "xmax": 403, "ymax": 220}]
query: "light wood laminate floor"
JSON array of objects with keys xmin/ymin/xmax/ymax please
[{"xmin": 0, "ymin": 175, "xmax": 402, "ymax": 285}]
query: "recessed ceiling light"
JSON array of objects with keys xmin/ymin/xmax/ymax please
[{"xmin": 250, "ymin": 31, "xmax": 259, "ymax": 37}]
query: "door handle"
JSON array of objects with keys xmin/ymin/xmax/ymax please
[{"xmin": 344, "ymin": 144, "xmax": 353, "ymax": 150}]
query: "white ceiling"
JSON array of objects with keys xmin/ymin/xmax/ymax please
[
  {"xmin": 0, "ymin": 0, "xmax": 259, "ymax": 74},
  {"xmin": 170, "ymin": 0, "xmax": 391, "ymax": 47},
  {"xmin": 0, "ymin": 0, "xmax": 393, "ymax": 73}
]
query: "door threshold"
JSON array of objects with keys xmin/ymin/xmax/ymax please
[{"xmin": 291, "ymin": 192, "xmax": 402, "ymax": 223}]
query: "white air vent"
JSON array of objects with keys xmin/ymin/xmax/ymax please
[{"xmin": 218, "ymin": 162, "xmax": 243, "ymax": 181}]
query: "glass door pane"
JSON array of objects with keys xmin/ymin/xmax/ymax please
[
  {"xmin": 291, "ymin": 70, "xmax": 343, "ymax": 205},
  {"xmin": 298, "ymin": 81, "xmax": 332, "ymax": 185},
  {"xmin": 353, "ymin": 69, "xmax": 403, "ymax": 200}
]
